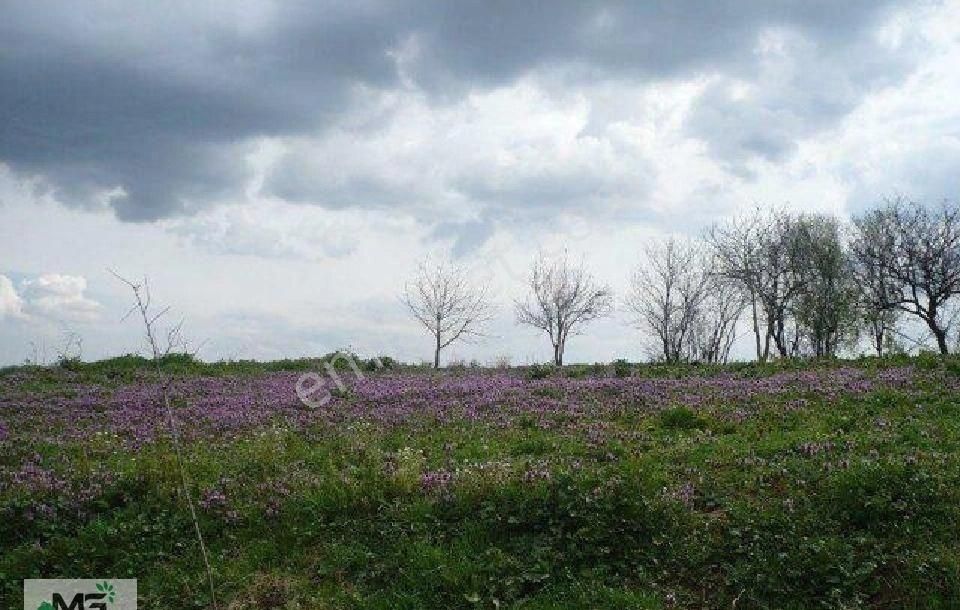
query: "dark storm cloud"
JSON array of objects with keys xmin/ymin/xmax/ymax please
[
  {"xmin": 399, "ymin": 1, "xmax": 902, "ymax": 90},
  {"xmin": 0, "ymin": 1, "xmax": 404, "ymax": 220},
  {"xmin": 0, "ymin": 1, "xmax": 910, "ymax": 221}
]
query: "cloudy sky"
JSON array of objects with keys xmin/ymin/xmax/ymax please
[{"xmin": 1, "ymin": 0, "xmax": 959, "ymax": 366}]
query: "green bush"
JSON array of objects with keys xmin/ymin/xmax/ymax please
[
  {"xmin": 527, "ymin": 363, "xmax": 555, "ymax": 380},
  {"xmin": 915, "ymin": 350, "xmax": 942, "ymax": 370},
  {"xmin": 612, "ymin": 359, "xmax": 632, "ymax": 378},
  {"xmin": 57, "ymin": 356, "xmax": 84, "ymax": 371},
  {"xmin": 657, "ymin": 406, "xmax": 707, "ymax": 430}
]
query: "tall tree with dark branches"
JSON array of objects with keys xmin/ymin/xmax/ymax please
[
  {"xmin": 515, "ymin": 252, "xmax": 612, "ymax": 366},
  {"xmin": 759, "ymin": 211, "xmax": 811, "ymax": 358},
  {"xmin": 710, "ymin": 209, "xmax": 821, "ymax": 360},
  {"xmin": 851, "ymin": 198, "xmax": 960, "ymax": 354},
  {"xmin": 402, "ymin": 260, "xmax": 493, "ymax": 369},
  {"xmin": 709, "ymin": 210, "xmax": 781, "ymax": 360},
  {"xmin": 851, "ymin": 226, "xmax": 901, "ymax": 356}
]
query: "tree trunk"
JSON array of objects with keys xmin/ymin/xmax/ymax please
[
  {"xmin": 434, "ymin": 333, "xmax": 441, "ymax": 369},
  {"xmin": 774, "ymin": 316, "xmax": 788, "ymax": 358},
  {"xmin": 932, "ymin": 325, "xmax": 949, "ymax": 355},
  {"xmin": 553, "ymin": 342, "xmax": 563, "ymax": 366},
  {"xmin": 750, "ymin": 291, "xmax": 762, "ymax": 361}
]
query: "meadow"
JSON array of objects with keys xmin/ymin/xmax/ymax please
[{"xmin": 2, "ymin": 354, "xmax": 959, "ymax": 609}]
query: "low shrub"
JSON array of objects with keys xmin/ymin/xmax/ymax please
[
  {"xmin": 527, "ymin": 363, "xmax": 555, "ymax": 380},
  {"xmin": 658, "ymin": 406, "xmax": 708, "ymax": 430},
  {"xmin": 612, "ymin": 358, "xmax": 632, "ymax": 378}
]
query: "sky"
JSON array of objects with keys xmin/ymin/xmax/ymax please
[{"xmin": 2, "ymin": 0, "xmax": 959, "ymax": 366}]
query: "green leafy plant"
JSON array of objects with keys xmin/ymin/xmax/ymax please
[
  {"xmin": 657, "ymin": 406, "xmax": 708, "ymax": 430},
  {"xmin": 612, "ymin": 359, "xmax": 632, "ymax": 378},
  {"xmin": 96, "ymin": 581, "xmax": 116, "ymax": 604},
  {"xmin": 526, "ymin": 363, "xmax": 555, "ymax": 380}
]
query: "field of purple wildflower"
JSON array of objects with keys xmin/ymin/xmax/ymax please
[{"xmin": 2, "ymin": 356, "xmax": 960, "ymax": 609}]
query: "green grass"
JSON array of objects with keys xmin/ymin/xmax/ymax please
[
  {"xmin": 0, "ymin": 351, "xmax": 404, "ymax": 386},
  {"xmin": 3, "ymin": 357, "xmax": 960, "ymax": 609}
]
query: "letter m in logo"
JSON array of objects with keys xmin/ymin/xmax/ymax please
[{"xmin": 52, "ymin": 593, "xmax": 84, "ymax": 610}]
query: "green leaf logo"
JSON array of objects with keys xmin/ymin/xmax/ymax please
[
  {"xmin": 37, "ymin": 602, "xmax": 54, "ymax": 610},
  {"xmin": 100, "ymin": 581, "xmax": 116, "ymax": 604}
]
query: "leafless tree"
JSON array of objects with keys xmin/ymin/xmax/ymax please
[
  {"xmin": 55, "ymin": 329, "xmax": 84, "ymax": 363},
  {"xmin": 110, "ymin": 271, "xmax": 218, "ymax": 610},
  {"xmin": 709, "ymin": 208, "xmax": 809, "ymax": 360},
  {"xmin": 627, "ymin": 239, "xmax": 743, "ymax": 364},
  {"xmin": 626, "ymin": 238, "xmax": 708, "ymax": 363},
  {"xmin": 851, "ymin": 198, "xmax": 960, "ymax": 354},
  {"xmin": 852, "ymin": 242, "xmax": 901, "ymax": 357},
  {"xmin": 26, "ymin": 339, "xmax": 48, "ymax": 366},
  {"xmin": 515, "ymin": 251, "xmax": 613, "ymax": 366},
  {"xmin": 402, "ymin": 259, "xmax": 493, "ymax": 369},
  {"xmin": 760, "ymin": 212, "xmax": 811, "ymax": 358},
  {"xmin": 708, "ymin": 210, "xmax": 770, "ymax": 361},
  {"xmin": 690, "ymin": 273, "xmax": 745, "ymax": 364}
]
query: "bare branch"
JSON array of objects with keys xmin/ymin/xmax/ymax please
[
  {"xmin": 514, "ymin": 251, "xmax": 612, "ymax": 366},
  {"xmin": 627, "ymin": 237, "xmax": 742, "ymax": 363},
  {"xmin": 110, "ymin": 269, "xmax": 219, "ymax": 609},
  {"xmin": 401, "ymin": 259, "xmax": 494, "ymax": 368},
  {"xmin": 850, "ymin": 198, "xmax": 960, "ymax": 354}
]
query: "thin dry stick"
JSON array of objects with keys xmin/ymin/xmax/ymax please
[{"xmin": 110, "ymin": 270, "xmax": 218, "ymax": 610}]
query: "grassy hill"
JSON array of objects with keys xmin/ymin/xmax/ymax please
[{"xmin": 2, "ymin": 355, "xmax": 959, "ymax": 609}]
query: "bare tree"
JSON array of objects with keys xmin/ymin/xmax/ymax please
[
  {"xmin": 402, "ymin": 259, "xmax": 493, "ymax": 369},
  {"xmin": 690, "ymin": 272, "xmax": 745, "ymax": 364},
  {"xmin": 626, "ymin": 238, "xmax": 708, "ymax": 363},
  {"xmin": 515, "ymin": 251, "xmax": 613, "ymax": 366},
  {"xmin": 852, "ymin": 239, "xmax": 901, "ymax": 357},
  {"xmin": 709, "ymin": 208, "xmax": 810, "ymax": 360},
  {"xmin": 627, "ymin": 239, "xmax": 743, "ymax": 364},
  {"xmin": 759, "ymin": 212, "xmax": 811, "ymax": 358},
  {"xmin": 851, "ymin": 198, "xmax": 960, "ymax": 354},
  {"xmin": 110, "ymin": 271, "xmax": 218, "ymax": 610},
  {"xmin": 708, "ymin": 210, "xmax": 770, "ymax": 361},
  {"xmin": 55, "ymin": 329, "xmax": 84, "ymax": 363},
  {"xmin": 26, "ymin": 338, "xmax": 50, "ymax": 366}
]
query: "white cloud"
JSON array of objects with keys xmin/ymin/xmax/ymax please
[
  {"xmin": 165, "ymin": 199, "xmax": 368, "ymax": 261},
  {"xmin": 261, "ymin": 79, "xmax": 669, "ymax": 245},
  {"xmin": 0, "ymin": 274, "xmax": 25, "ymax": 319},
  {"xmin": 21, "ymin": 274, "xmax": 102, "ymax": 323}
]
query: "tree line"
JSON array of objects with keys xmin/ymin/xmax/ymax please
[{"xmin": 403, "ymin": 197, "xmax": 960, "ymax": 368}]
